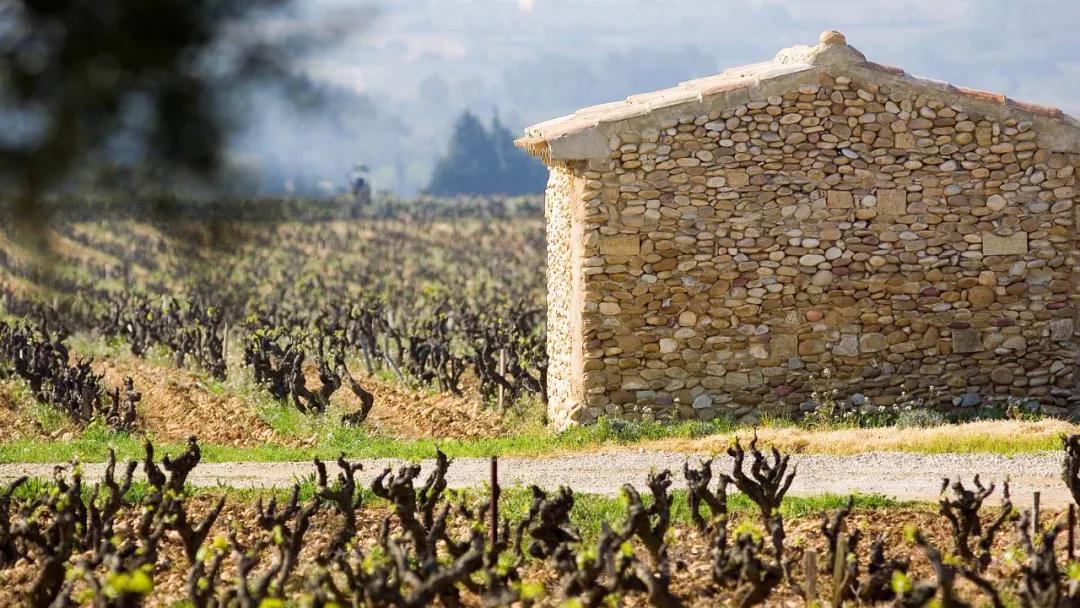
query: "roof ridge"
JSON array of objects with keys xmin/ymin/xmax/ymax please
[{"xmin": 517, "ymin": 30, "xmax": 1078, "ymax": 162}]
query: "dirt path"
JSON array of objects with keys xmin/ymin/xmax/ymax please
[{"xmin": 0, "ymin": 451, "xmax": 1068, "ymax": 506}]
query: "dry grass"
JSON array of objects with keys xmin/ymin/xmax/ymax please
[{"xmin": 624, "ymin": 418, "xmax": 1077, "ymax": 456}]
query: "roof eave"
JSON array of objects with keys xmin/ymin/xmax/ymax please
[{"xmin": 519, "ymin": 31, "xmax": 1080, "ymax": 165}]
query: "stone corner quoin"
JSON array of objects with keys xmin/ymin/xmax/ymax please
[{"xmin": 519, "ymin": 30, "xmax": 1080, "ymax": 429}]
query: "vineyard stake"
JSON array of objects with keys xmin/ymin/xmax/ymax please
[
  {"xmin": 497, "ymin": 349, "xmax": 506, "ymax": 413},
  {"xmin": 489, "ymin": 455, "xmax": 500, "ymax": 561},
  {"xmin": 1033, "ymin": 491, "xmax": 1041, "ymax": 537},
  {"xmin": 1069, "ymin": 504, "xmax": 1076, "ymax": 561},
  {"xmin": 832, "ymin": 532, "xmax": 846, "ymax": 604},
  {"xmin": 804, "ymin": 548, "xmax": 817, "ymax": 603}
]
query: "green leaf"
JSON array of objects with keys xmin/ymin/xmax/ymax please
[{"xmin": 891, "ymin": 570, "xmax": 912, "ymax": 596}]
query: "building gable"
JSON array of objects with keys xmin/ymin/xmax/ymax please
[{"xmin": 517, "ymin": 31, "xmax": 1080, "ymax": 164}]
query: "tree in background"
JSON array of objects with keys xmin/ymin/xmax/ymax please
[{"xmin": 427, "ymin": 110, "xmax": 546, "ymax": 196}]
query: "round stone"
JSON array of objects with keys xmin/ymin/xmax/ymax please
[
  {"xmin": 599, "ymin": 302, "xmax": 621, "ymax": 315},
  {"xmin": 678, "ymin": 311, "xmax": 698, "ymax": 326},
  {"xmin": 819, "ymin": 30, "xmax": 846, "ymax": 46},
  {"xmin": 805, "ymin": 310, "xmax": 824, "ymax": 322},
  {"xmin": 859, "ymin": 333, "xmax": 887, "ymax": 353},
  {"xmin": 987, "ymin": 194, "xmax": 1007, "ymax": 212},
  {"xmin": 799, "ymin": 254, "xmax": 826, "ymax": 266},
  {"xmin": 954, "ymin": 393, "xmax": 982, "ymax": 408},
  {"xmin": 810, "ymin": 270, "xmax": 834, "ymax": 286},
  {"xmin": 967, "ymin": 286, "xmax": 995, "ymax": 307},
  {"xmin": 990, "ymin": 367, "xmax": 1014, "ymax": 384},
  {"xmin": 659, "ymin": 338, "xmax": 678, "ymax": 354}
]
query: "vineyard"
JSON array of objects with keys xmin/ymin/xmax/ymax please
[
  {"xmin": 4, "ymin": 197, "xmax": 1080, "ymax": 606},
  {"xmin": 0, "ymin": 197, "xmax": 550, "ymax": 447},
  {"xmin": 3, "ymin": 435, "xmax": 1080, "ymax": 606}
]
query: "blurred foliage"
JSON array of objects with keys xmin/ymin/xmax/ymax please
[{"xmin": 0, "ymin": 0, "xmax": 365, "ymax": 222}]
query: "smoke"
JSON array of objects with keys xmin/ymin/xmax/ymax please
[{"xmin": 226, "ymin": 72, "xmax": 412, "ymax": 196}]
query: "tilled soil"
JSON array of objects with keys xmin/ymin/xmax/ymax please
[
  {"xmin": 95, "ymin": 357, "xmax": 280, "ymax": 446},
  {"xmin": 347, "ymin": 374, "xmax": 508, "ymax": 440},
  {"xmin": 0, "ymin": 354, "xmax": 510, "ymax": 446},
  {"xmin": 0, "ymin": 496, "xmax": 1052, "ymax": 607},
  {"xmin": 0, "ymin": 451, "xmax": 1068, "ymax": 506}
]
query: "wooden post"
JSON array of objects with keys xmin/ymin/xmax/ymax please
[
  {"xmin": 497, "ymin": 349, "xmax": 506, "ymax": 412},
  {"xmin": 1033, "ymin": 492, "xmax": 1041, "ymax": 537},
  {"xmin": 804, "ymin": 548, "xmax": 818, "ymax": 603},
  {"xmin": 1073, "ymin": 303, "xmax": 1080, "ymax": 387},
  {"xmin": 489, "ymin": 456, "xmax": 500, "ymax": 561},
  {"xmin": 832, "ymin": 533, "xmax": 847, "ymax": 604},
  {"xmin": 222, "ymin": 323, "xmax": 229, "ymax": 366},
  {"xmin": 1069, "ymin": 504, "xmax": 1076, "ymax": 561}
]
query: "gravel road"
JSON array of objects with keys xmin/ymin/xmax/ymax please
[{"xmin": 0, "ymin": 451, "xmax": 1068, "ymax": 506}]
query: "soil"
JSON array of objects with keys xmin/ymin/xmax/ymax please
[
  {"xmin": 345, "ymin": 373, "xmax": 508, "ymax": 440},
  {"xmin": 95, "ymin": 357, "xmax": 280, "ymax": 446},
  {"xmin": 0, "ymin": 494, "xmax": 1054, "ymax": 607},
  {"xmin": 0, "ymin": 350, "xmax": 512, "ymax": 446}
]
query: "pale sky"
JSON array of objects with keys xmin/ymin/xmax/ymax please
[{"xmin": 245, "ymin": 0, "xmax": 1080, "ymax": 194}]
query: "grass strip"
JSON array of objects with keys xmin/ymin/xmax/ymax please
[
  {"xmin": 0, "ymin": 416, "xmax": 1070, "ymax": 464},
  {"xmin": 0, "ymin": 417, "xmax": 737, "ymax": 463},
  {"xmin": 6, "ymin": 474, "xmax": 915, "ymax": 541}
]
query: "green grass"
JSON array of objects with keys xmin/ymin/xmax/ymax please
[
  {"xmin": 495, "ymin": 487, "xmax": 907, "ymax": 538},
  {"xmin": 7, "ymin": 471, "xmax": 911, "ymax": 542},
  {"xmin": 0, "ymin": 416, "xmax": 743, "ymax": 463},
  {"xmin": 890, "ymin": 432, "xmax": 1063, "ymax": 455},
  {"xmin": 65, "ymin": 332, "xmax": 131, "ymax": 360},
  {"xmin": 11, "ymin": 476, "xmax": 167, "ymax": 505},
  {"xmin": 6, "ymin": 381, "xmax": 72, "ymax": 434},
  {"xmin": 0, "ymin": 410, "xmax": 1071, "ymax": 464},
  {"xmin": 1, "ymin": 333, "xmax": 1069, "ymax": 463}
]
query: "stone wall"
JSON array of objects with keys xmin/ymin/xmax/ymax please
[
  {"xmin": 545, "ymin": 70, "xmax": 1080, "ymax": 425},
  {"xmin": 545, "ymin": 164, "xmax": 586, "ymax": 429}
]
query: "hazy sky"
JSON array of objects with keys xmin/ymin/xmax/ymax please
[
  {"xmin": 249, "ymin": 0, "xmax": 1080, "ymax": 194},
  {"xmin": 322, "ymin": 0, "xmax": 1079, "ymax": 113}
]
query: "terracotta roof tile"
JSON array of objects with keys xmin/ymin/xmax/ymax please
[
  {"xmin": 626, "ymin": 87, "xmax": 700, "ymax": 110},
  {"xmin": 519, "ymin": 32, "xmax": 1079, "ymax": 159},
  {"xmin": 1008, "ymin": 99, "xmax": 1064, "ymax": 119},
  {"xmin": 954, "ymin": 85, "xmax": 1007, "ymax": 105},
  {"xmin": 692, "ymin": 74, "xmax": 757, "ymax": 97},
  {"xmin": 858, "ymin": 61, "xmax": 904, "ymax": 76}
]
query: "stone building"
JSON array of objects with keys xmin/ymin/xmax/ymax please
[{"xmin": 516, "ymin": 31, "xmax": 1080, "ymax": 429}]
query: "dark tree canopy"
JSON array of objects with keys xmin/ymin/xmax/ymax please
[
  {"xmin": 427, "ymin": 110, "xmax": 546, "ymax": 197},
  {"xmin": 0, "ymin": 0, "xmax": 342, "ymax": 217}
]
